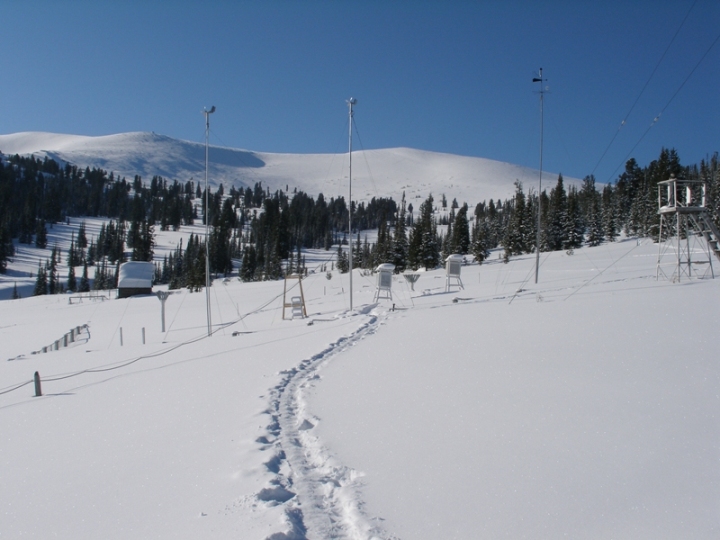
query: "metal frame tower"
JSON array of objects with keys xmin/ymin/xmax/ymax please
[{"xmin": 656, "ymin": 175, "xmax": 720, "ymax": 281}]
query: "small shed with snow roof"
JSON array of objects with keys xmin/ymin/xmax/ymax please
[{"xmin": 117, "ymin": 261, "xmax": 154, "ymax": 298}]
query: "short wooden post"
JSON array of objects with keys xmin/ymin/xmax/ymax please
[
  {"xmin": 34, "ymin": 371, "xmax": 42, "ymax": 397},
  {"xmin": 120, "ymin": 327, "xmax": 123, "ymax": 346},
  {"xmin": 142, "ymin": 327, "xmax": 146, "ymax": 345},
  {"xmin": 70, "ymin": 328, "xmax": 75, "ymax": 343},
  {"xmin": 63, "ymin": 334, "xmax": 68, "ymax": 347}
]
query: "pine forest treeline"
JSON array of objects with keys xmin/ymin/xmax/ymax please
[{"xmin": 1, "ymin": 148, "xmax": 718, "ymax": 296}]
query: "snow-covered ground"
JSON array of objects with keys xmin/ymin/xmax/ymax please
[
  {"xmin": 0, "ymin": 216, "xmax": 210, "ymax": 301},
  {"xmin": 0, "ymin": 131, "xmax": 583, "ymax": 206},
  {"xmin": 2, "ymin": 237, "xmax": 719, "ymax": 539}
]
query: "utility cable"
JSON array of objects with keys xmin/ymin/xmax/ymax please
[
  {"xmin": 0, "ymin": 279, "xmax": 303, "ymax": 398},
  {"xmin": 0, "ymin": 380, "xmax": 33, "ymax": 396},
  {"xmin": 108, "ymin": 295, "xmax": 131, "ymax": 349},
  {"xmin": 322, "ymin": 117, "xmax": 350, "ymax": 191},
  {"xmin": 352, "ymin": 120, "xmax": 381, "ymax": 199},
  {"xmin": 508, "ymin": 252, "xmax": 550, "ymax": 304},
  {"xmin": 590, "ymin": 0, "xmax": 699, "ymax": 178},
  {"xmin": 606, "ymin": 26, "xmax": 720, "ymax": 183},
  {"xmin": 563, "ymin": 240, "xmax": 642, "ymax": 300}
]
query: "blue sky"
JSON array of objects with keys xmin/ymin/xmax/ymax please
[{"xmin": 1, "ymin": 0, "xmax": 718, "ymax": 184}]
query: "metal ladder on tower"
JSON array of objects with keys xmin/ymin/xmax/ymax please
[{"xmin": 689, "ymin": 211, "xmax": 720, "ymax": 262}]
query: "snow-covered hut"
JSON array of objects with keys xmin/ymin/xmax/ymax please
[{"xmin": 117, "ymin": 261, "xmax": 154, "ymax": 298}]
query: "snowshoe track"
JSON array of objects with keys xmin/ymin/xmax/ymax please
[{"xmin": 258, "ymin": 309, "xmax": 397, "ymax": 540}]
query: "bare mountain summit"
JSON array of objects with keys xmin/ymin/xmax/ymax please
[{"xmin": 0, "ymin": 131, "xmax": 577, "ymax": 206}]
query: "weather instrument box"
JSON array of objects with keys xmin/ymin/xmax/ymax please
[
  {"xmin": 445, "ymin": 254, "xmax": 464, "ymax": 292},
  {"xmin": 374, "ymin": 263, "xmax": 395, "ymax": 301}
]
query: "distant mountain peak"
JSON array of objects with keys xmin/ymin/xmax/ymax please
[{"xmin": 0, "ymin": 131, "xmax": 575, "ymax": 205}]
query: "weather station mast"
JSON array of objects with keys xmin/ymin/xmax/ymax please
[
  {"xmin": 347, "ymin": 97, "xmax": 357, "ymax": 310},
  {"xmin": 532, "ymin": 69, "xmax": 546, "ymax": 284},
  {"xmin": 203, "ymin": 105, "xmax": 215, "ymax": 337}
]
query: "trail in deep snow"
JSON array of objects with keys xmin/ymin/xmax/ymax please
[{"xmin": 256, "ymin": 306, "xmax": 399, "ymax": 540}]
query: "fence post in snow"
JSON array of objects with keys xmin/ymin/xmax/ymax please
[
  {"xmin": 120, "ymin": 328, "xmax": 123, "ymax": 347},
  {"xmin": 63, "ymin": 334, "xmax": 68, "ymax": 347},
  {"xmin": 142, "ymin": 327, "xmax": 145, "ymax": 345},
  {"xmin": 34, "ymin": 372, "xmax": 42, "ymax": 397}
]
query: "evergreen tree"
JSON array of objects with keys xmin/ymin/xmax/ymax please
[
  {"xmin": 77, "ymin": 221, "xmax": 88, "ymax": 248},
  {"xmin": 407, "ymin": 224, "xmax": 421, "ymax": 270},
  {"xmin": 586, "ymin": 193, "xmax": 604, "ymax": 247},
  {"xmin": 35, "ymin": 219, "xmax": 48, "ymax": 248},
  {"xmin": 67, "ymin": 234, "xmax": 78, "ymax": 267},
  {"xmin": 449, "ymin": 204, "xmax": 471, "ymax": 254},
  {"xmin": 392, "ymin": 194, "xmax": 409, "ymax": 272},
  {"xmin": 11, "ymin": 282, "xmax": 20, "ymax": 299},
  {"xmin": 79, "ymin": 262, "xmax": 90, "ymax": 292},
  {"xmin": 503, "ymin": 181, "xmax": 527, "ymax": 257},
  {"xmin": 93, "ymin": 260, "xmax": 108, "ymax": 290},
  {"xmin": 441, "ymin": 219, "xmax": 452, "ymax": 261},
  {"xmin": 545, "ymin": 175, "xmax": 568, "ymax": 251},
  {"xmin": 374, "ymin": 216, "xmax": 393, "ymax": 266},
  {"xmin": 67, "ymin": 262, "xmax": 77, "ymax": 292},
  {"xmin": 264, "ymin": 238, "xmax": 283, "ymax": 280},
  {"xmin": 47, "ymin": 246, "xmax": 59, "ymax": 294},
  {"xmin": 471, "ymin": 219, "xmax": 490, "ymax": 263},
  {"xmin": 602, "ymin": 184, "xmax": 618, "ymax": 242},
  {"xmin": 240, "ymin": 245, "xmax": 257, "ymax": 282},
  {"xmin": 131, "ymin": 220, "xmax": 154, "ymax": 262},
  {"xmin": 410, "ymin": 194, "xmax": 440, "ymax": 270},
  {"xmin": 0, "ymin": 222, "xmax": 13, "ymax": 274},
  {"xmin": 564, "ymin": 186, "xmax": 584, "ymax": 250},
  {"xmin": 525, "ymin": 190, "xmax": 540, "ymax": 253},
  {"xmin": 352, "ymin": 232, "xmax": 362, "ymax": 269},
  {"xmin": 336, "ymin": 243, "xmax": 349, "ymax": 273},
  {"xmin": 33, "ymin": 262, "xmax": 47, "ymax": 296}
]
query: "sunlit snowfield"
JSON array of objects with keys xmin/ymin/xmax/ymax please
[{"xmin": 1, "ymin": 237, "xmax": 719, "ymax": 539}]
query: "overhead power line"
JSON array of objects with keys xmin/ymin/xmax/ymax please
[
  {"xmin": 590, "ymin": 0, "xmax": 699, "ymax": 178},
  {"xmin": 606, "ymin": 27, "xmax": 720, "ymax": 183}
]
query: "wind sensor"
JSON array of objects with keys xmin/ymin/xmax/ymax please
[
  {"xmin": 346, "ymin": 98, "xmax": 357, "ymax": 310},
  {"xmin": 203, "ymin": 105, "xmax": 216, "ymax": 336},
  {"xmin": 532, "ymin": 68, "xmax": 546, "ymax": 284}
]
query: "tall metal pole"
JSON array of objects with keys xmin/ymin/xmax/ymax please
[
  {"xmin": 532, "ymin": 69, "xmax": 545, "ymax": 284},
  {"xmin": 203, "ymin": 106, "xmax": 215, "ymax": 336},
  {"xmin": 347, "ymin": 98, "xmax": 356, "ymax": 310}
]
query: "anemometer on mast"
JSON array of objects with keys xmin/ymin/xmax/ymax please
[
  {"xmin": 532, "ymin": 68, "xmax": 547, "ymax": 284},
  {"xmin": 203, "ymin": 105, "xmax": 216, "ymax": 337},
  {"xmin": 347, "ymin": 97, "xmax": 357, "ymax": 310}
]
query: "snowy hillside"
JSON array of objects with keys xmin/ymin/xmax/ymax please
[
  {"xmin": 0, "ymin": 131, "xmax": 578, "ymax": 206},
  {"xmin": 1, "ymin": 239, "xmax": 719, "ymax": 539}
]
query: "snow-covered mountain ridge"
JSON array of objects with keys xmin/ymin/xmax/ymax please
[{"xmin": 0, "ymin": 131, "xmax": 579, "ymax": 205}]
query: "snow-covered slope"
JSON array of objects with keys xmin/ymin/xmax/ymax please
[
  {"xmin": 1, "ymin": 240, "xmax": 719, "ymax": 539},
  {"xmin": 0, "ymin": 131, "xmax": 577, "ymax": 205}
]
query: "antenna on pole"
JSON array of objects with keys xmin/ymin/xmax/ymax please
[
  {"xmin": 347, "ymin": 97, "xmax": 357, "ymax": 311},
  {"xmin": 203, "ymin": 105, "xmax": 216, "ymax": 336},
  {"xmin": 532, "ymin": 68, "xmax": 546, "ymax": 284}
]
